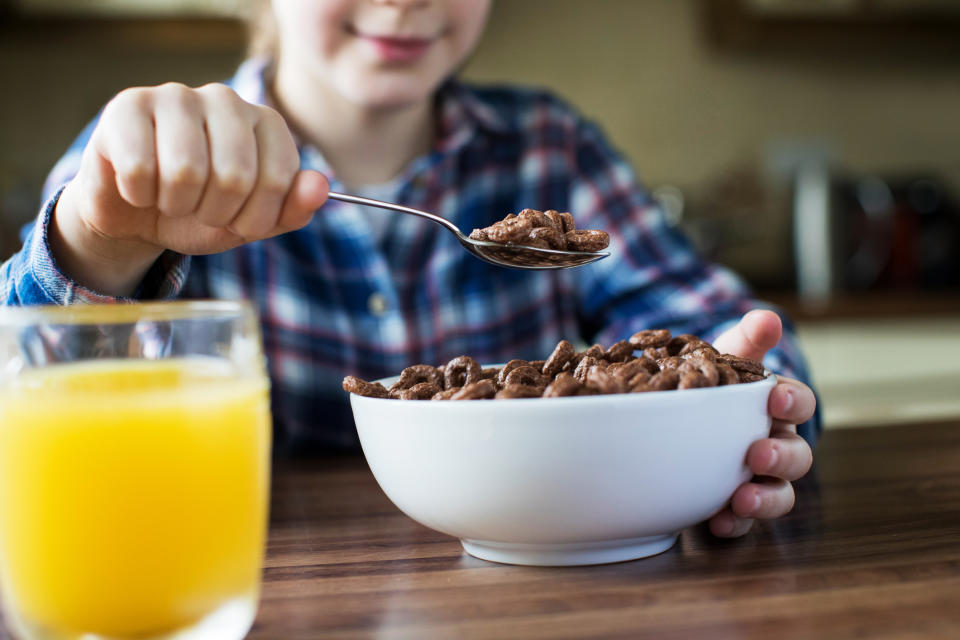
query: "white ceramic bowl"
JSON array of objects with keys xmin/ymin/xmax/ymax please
[{"xmin": 350, "ymin": 372, "xmax": 776, "ymax": 566}]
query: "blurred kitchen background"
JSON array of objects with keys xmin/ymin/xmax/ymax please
[{"xmin": 1, "ymin": 0, "xmax": 958, "ymax": 429}]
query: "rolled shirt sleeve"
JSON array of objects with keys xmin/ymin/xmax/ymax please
[{"xmin": 1, "ymin": 188, "xmax": 190, "ymax": 306}]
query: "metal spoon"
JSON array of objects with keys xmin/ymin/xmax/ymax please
[{"xmin": 327, "ymin": 192, "xmax": 610, "ymax": 270}]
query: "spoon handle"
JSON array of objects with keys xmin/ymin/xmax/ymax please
[{"xmin": 327, "ymin": 191, "xmax": 463, "ymax": 237}]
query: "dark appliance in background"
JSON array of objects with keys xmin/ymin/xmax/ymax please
[
  {"xmin": 834, "ymin": 175, "xmax": 960, "ymax": 291},
  {"xmin": 793, "ymin": 170, "xmax": 960, "ymax": 300}
]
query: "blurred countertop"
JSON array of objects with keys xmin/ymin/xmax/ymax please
[{"xmin": 760, "ymin": 291, "xmax": 960, "ymax": 429}]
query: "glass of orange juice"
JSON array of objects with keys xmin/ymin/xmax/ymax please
[{"xmin": 0, "ymin": 301, "xmax": 271, "ymax": 640}]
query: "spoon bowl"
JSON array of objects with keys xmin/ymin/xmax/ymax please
[{"xmin": 327, "ymin": 192, "xmax": 610, "ymax": 270}]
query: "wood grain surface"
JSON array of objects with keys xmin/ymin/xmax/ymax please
[
  {"xmin": 249, "ymin": 420, "xmax": 960, "ymax": 639},
  {"xmin": 3, "ymin": 421, "xmax": 960, "ymax": 639}
]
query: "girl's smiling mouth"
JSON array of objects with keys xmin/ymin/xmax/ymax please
[{"xmin": 348, "ymin": 25, "xmax": 441, "ymax": 63}]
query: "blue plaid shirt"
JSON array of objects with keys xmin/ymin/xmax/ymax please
[{"xmin": 1, "ymin": 59, "xmax": 818, "ymax": 450}]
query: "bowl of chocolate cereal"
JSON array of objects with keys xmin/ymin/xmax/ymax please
[{"xmin": 343, "ymin": 330, "xmax": 775, "ymax": 566}]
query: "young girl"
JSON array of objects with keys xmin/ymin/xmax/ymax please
[{"xmin": 0, "ymin": 0, "xmax": 816, "ymax": 538}]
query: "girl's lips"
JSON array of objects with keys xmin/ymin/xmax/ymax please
[{"xmin": 359, "ymin": 34, "xmax": 434, "ymax": 63}]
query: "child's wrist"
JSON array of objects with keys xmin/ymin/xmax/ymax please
[{"xmin": 50, "ymin": 180, "xmax": 163, "ymax": 297}]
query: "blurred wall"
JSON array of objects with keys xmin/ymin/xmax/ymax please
[
  {"xmin": 2, "ymin": 0, "xmax": 959, "ymax": 282},
  {"xmin": 466, "ymin": 0, "xmax": 960, "ymax": 192}
]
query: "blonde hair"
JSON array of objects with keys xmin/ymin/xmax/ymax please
[{"xmin": 246, "ymin": 0, "xmax": 278, "ymax": 59}]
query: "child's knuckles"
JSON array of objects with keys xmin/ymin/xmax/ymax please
[
  {"xmin": 155, "ymin": 82, "xmax": 201, "ymax": 109},
  {"xmin": 214, "ymin": 165, "xmax": 257, "ymax": 199},
  {"xmin": 255, "ymin": 104, "xmax": 287, "ymax": 127},
  {"xmin": 113, "ymin": 156, "xmax": 156, "ymax": 186},
  {"xmin": 232, "ymin": 213, "xmax": 278, "ymax": 240},
  {"xmin": 257, "ymin": 164, "xmax": 297, "ymax": 198},
  {"xmin": 107, "ymin": 87, "xmax": 153, "ymax": 115},
  {"xmin": 161, "ymin": 161, "xmax": 207, "ymax": 192},
  {"xmin": 197, "ymin": 82, "xmax": 238, "ymax": 102}
]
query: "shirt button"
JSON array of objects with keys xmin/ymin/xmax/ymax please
[{"xmin": 367, "ymin": 292, "xmax": 388, "ymax": 316}]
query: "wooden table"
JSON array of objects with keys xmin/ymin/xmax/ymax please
[
  {"xmin": 251, "ymin": 420, "xmax": 960, "ymax": 639},
  {"xmin": 1, "ymin": 421, "xmax": 958, "ymax": 639}
]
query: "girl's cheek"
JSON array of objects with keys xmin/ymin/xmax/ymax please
[{"xmin": 448, "ymin": 0, "xmax": 492, "ymax": 57}]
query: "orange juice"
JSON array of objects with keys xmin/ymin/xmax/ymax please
[{"xmin": 0, "ymin": 358, "xmax": 271, "ymax": 638}]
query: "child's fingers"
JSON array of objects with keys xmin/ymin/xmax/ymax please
[
  {"xmin": 729, "ymin": 477, "xmax": 795, "ymax": 520},
  {"xmin": 768, "ymin": 377, "xmax": 817, "ymax": 425},
  {"xmin": 228, "ymin": 107, "xmax": 300, "ymax": 239},
  {"xmin": 194, "ymin": 84, "xmax": 259, "ymax": 228},
  {"xmin": 94, "ymin": 88, "xmax": 158, "ymax": 209},
  {"xmin": 712, "ymin": 309, "xmax": 782, "ymax": 361},
  {"xmin": 152, "ymin": 83, "xmax": 209, "ymax": 218},
  {"xmin": 709, "ymin": 508, "xmax": 755, "ymax": 538},
  {"xmin": 746, "ymin": 427, "xmax": 813, "ymax": 482},
  {"xmin": 272, "ymin": 170, "xmax": 329, "ymax": 235}
]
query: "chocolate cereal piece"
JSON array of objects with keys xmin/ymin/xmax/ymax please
[
  {"xmin": 678, "ymin": 357, "xmax": 719, "ymax": 386},
  {"xmin": 627, "ymin": 370, "xmax": 654, "ymax": 389},
  {"xmin": 444, "ymin": 356, "xmax": 482, "ymax": 389},
  {"xmin": 605, "ymin": 339, "xmax": 634, "ymax": 363},
  {"xmin": 527, "ymin": 226, "xmax": 566, "ymax": 250},
  {"xmin": 543, "ymin": 340, "xmax": 576, "ymax": 377},
  {"xmin": 504, "ymin": 365, "xmax": 547, "ymax": 388},
  {"xmin": 629, "ymin": 329, "xmax": 672, "ymax": 349},
  {"xmin": 480, "ymin": 367, "xmax": 501, "ymax": 381},
  {"xmin": 496, "ymin": 383, "xmax": 544, "ymax": 399},
  {"xmin": 609, "ymin": 357, "xmax": 658, "ymax": 381},
  {"xmin": 683, "ymin": 346, "xmax": 718, "ymax": 362},
  {"xmin": 678, "ymin": 372, "xmax": 711, "ymax": 390},
  {"xmin": 486, "ymin": 216, "xmax": 533, "ymax": 244},
  {"xmin": 391, "ymin": 364, "xmax": 444, "ymax": 393},
  {"xmin": 565, "ymin": 229, "xmax": 610, "ymax": 252},
  {"xmin": 666, "ymin": 334, "xmax": 701, "ymax": 357},
  {"xmin": 517, "ymin": 208, "xmax": 551, "ymax": 228},
  {"xmin": 432, "ymin": 387, "xmax": 461, "ymax": 400},
  {"xmin": 717, "ymin": 354, "xmax": 765, "ymax": 376},
  {"xmin": 585, "ymin": 365, "xmax": 627, "ymax": 395},
  {"xmin": 498, "ymin": 359, "xmax": 531, "ymax": 386},
  {"xmin": 468, "ymin": 227, "xmax": 490, "ymax": 242},
  {"xmin": 342, "ymin": 376, "xmax": 390, "ymax": 399},
  {"xmin": 543, "ymin": 371, "xmax": 583, "ymax": 397},
  {"xmin": 643, "ymin": 346, "xmax": 669, "ymax": 360},
  {"xmin": 658, "ymin": 356, "xmax": 685, "ymax": 370},
  {"xmin": 716, "ymin": 363, "xmax": 740, "ymax": 386},
  {"xmin": 552, "ymin": 210, "xmax": 577, "ymax": 233},
  {"xmin": 451, "ymin": 379, "xmax": 497, "ymax": 400},
  {"xmin": 569, "ymin": 344, "xmax": 605, "ymax": 370},
  {"xmin": 543, "ymin": 210, "xmax": 567, "ymax": 232},
  {"xmin": 647, "ymin": 369, "xmax": 681, "ymax": 391},
  {"xmin": 573, "ymin": 355, "xmax": 603, "ymax": 383},
  {"xmin": 399, "ymin": 382, "xmax": 442, "ymax": 400}
]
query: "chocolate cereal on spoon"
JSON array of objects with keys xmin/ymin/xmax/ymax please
[
  {"xmin": 326, "ymin": 192, "xmax": 610, "ymax": 270},
  {"xmin": 467, "ymin": 208, "xmax": 610, "ymax": 268}
]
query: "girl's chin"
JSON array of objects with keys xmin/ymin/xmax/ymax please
[{"xmin": 340, "ymin": 76, "xmax": 439, "ymax": 110}]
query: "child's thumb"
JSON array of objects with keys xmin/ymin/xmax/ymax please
[
  {"xmin": 713, "ymin": 309, "xmax": 782, "ymax": 361},
  {"xmin": 276, "ymin": 170, "xmax": 330, "ymax": 233}
]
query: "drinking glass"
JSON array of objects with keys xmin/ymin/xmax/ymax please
[{"xmin": 0, "ymin": 301, "xmax": 271, "ymax": 640}]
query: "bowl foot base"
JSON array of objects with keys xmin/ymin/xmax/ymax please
[{"xmin": 461, "ymin": 533, "xmax": 678, "ymax": 566}]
